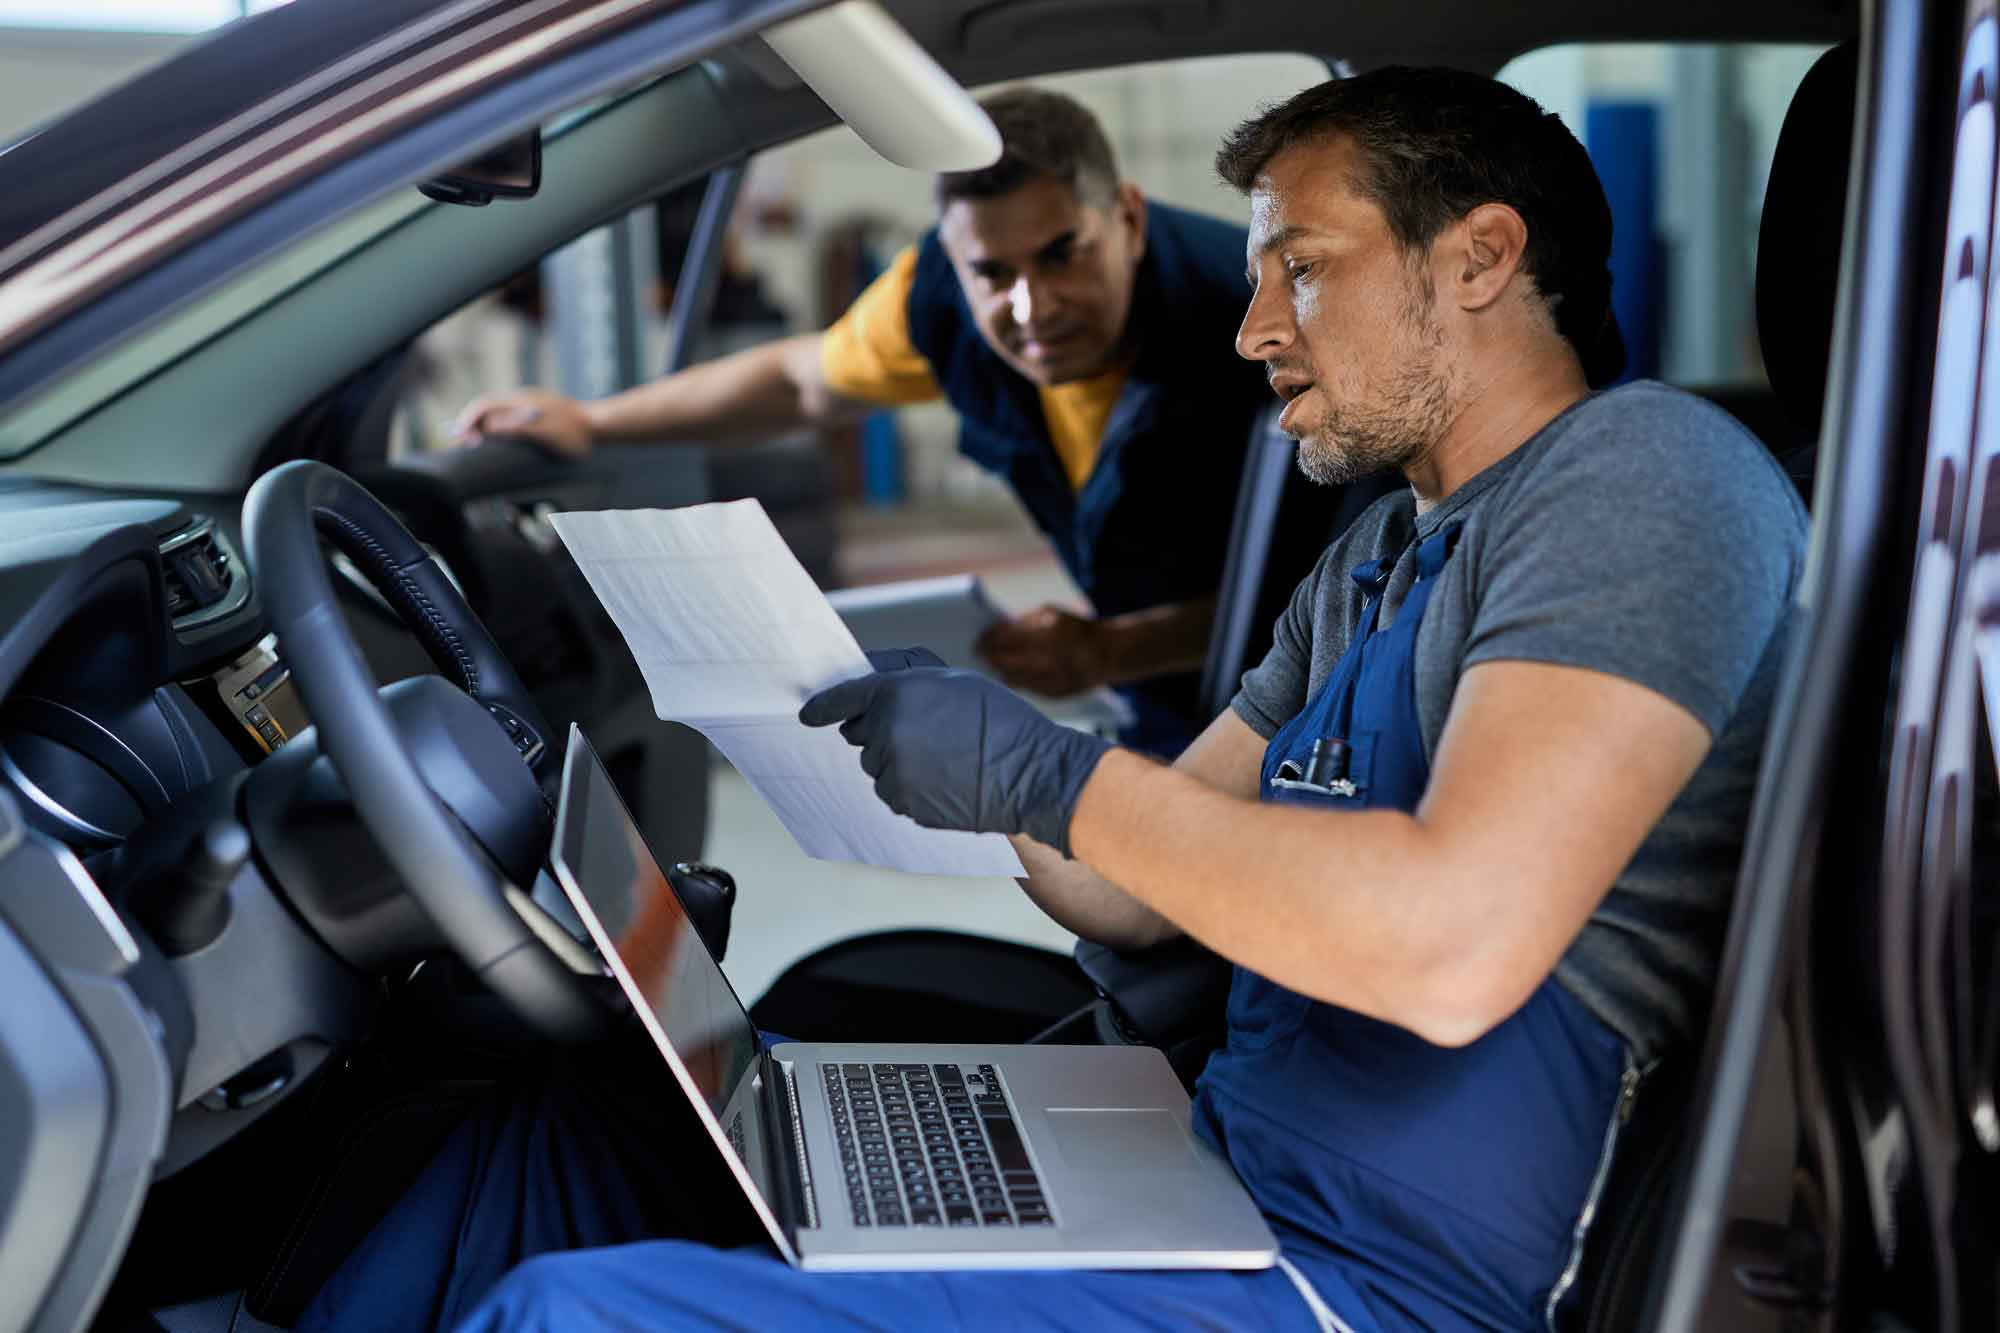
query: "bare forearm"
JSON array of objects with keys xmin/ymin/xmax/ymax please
[
  {"xmin": 1062, "ymin": 662, "xmax": 1719, "ymax": 1047},
  {"xmin": 1093, "ymin": 598, "xmax": 1218, "ymax": 685},
  {"xmin": 583, "ymin": 334, "xmax": 868, "ymax": 444},
  {"xmin": 1009, "ymin": 835, "xmax": 1182, "ymax": 950},
  {"xmin": 1066, "ymin": 749, "xmax": 1487, "ymax": 1043}
]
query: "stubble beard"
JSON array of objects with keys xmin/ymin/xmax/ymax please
[{"xmin": 1292, "ymin": 276, "xmax": 1454, "ymax": 487}]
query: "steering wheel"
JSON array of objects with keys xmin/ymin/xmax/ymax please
[{"xmin": 243, "ymin": 459, "xmax": 605, "ymax": 1039}]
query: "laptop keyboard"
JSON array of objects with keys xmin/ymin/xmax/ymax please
[
  {"xmin": 725, "ymin": 1111, "xmax": 747, "ymax": 1163},
  {"xmin": 821, "ymin": 1062, "xmax": 1053, "ymax": 1230}
]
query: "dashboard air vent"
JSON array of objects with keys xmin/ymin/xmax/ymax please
[{"xmin": 158, "ymin": 516, "xmax": 243, "ymax": 626}]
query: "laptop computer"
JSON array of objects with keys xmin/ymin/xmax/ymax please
[{"xmin": 549, "ymin": 723, "xmax": 1278, "ymax": 1272}]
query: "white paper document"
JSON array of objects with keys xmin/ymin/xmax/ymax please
[{"xmin": 549, "ymin": 502, "xmax": 1024, "ymax": 878}]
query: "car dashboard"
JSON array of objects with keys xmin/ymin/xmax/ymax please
[
  {"xmin": 0, "ymin": 475, "xmax": 381, "ymax": 1175},
  {"xmin": 0, "ymin": 488, "xmax": 298, "ymax": 850},
  {"xmin": 0, "ymin": 468, "xmax": 479, "ymax": 855}
]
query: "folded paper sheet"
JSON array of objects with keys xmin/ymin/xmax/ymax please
[{"xmin": 549, "ymin": 502, "xmax": 1024, "ymax": 878}]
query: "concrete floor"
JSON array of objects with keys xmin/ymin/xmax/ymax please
[{"xmin": 711, "ymin": 502, "xmax": 1087, "ymax": 1005}]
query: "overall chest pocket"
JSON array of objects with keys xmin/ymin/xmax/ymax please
[
  {"xmin": 1264, "ymin": 730, "xmax": 1380, "ymax": 807},
  {"xmin": 1231, "ymin": 731, "xmax": 1381, "ymax": 1051}
]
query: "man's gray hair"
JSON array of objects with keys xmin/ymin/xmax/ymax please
[{"xmin": 936, "ymin": 87, "xmax": 1119, "ymax": 209}]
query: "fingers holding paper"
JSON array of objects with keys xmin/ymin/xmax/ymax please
[{"xmin": 800, "ymin": 667, "xmax": 1112, "ymax": 856}]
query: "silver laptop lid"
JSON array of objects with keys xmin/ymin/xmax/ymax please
[{"xmin": 550, "ymin": 724, "xmax": 798, "ymax": 1261}]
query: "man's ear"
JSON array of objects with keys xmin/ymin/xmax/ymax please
[
  {"xmin": 1114, "ymin": 181, "xmax": 1147, "ymax": 262},
  {"xmin": 1448, "ymin": 202, "xmax": 1530, "ymax": 313}
]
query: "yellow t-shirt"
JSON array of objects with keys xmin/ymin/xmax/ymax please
[{"xmin": 819, "ymin": 244, "xmax": 1127, "ymax": 491}]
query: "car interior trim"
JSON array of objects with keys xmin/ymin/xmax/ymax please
[
  {"xmin": 501, "ymin": 884, "xmax": 603, "ymax": 975},
  {"xmin": 758, "ymin": 1, "xmax": 1001, "ymax": 171},
  {"xmin": 11, "ymin": 696, "xmax": 174, "ymax": 809},
  {"xmin": 10, "ymin": 897, "xmax": 176, "ymax": 1333},
  {"xmin": 46, "ymin": 840, "xmax": 143, "ymax": 974},
  {"xmin": 0, "ymin": 743, "xmax": 124, "ymax": 848},
  {"xmin": 0, "ymin": 911, "xmax": 112, "ymax": 1333}
]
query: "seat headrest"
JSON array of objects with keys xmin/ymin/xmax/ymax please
[{"xmin": 1756, "ymin": 42, "xmax": 1860, "ymax": 440}]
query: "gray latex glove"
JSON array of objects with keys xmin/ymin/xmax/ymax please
[
  {"xmin": 865, "ymin": 647, "xmax": 947, "ymax": 672},
  {"xmin": 800, "ymin": 666, "xmax": 1112, "ymax": 855}
]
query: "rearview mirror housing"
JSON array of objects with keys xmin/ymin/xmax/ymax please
[{"xmin": 418, "ymin": 129, "xmax": 542, "ymax": 207}]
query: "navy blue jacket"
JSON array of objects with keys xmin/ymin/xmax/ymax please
[{"xmin": 905, "ymin": 203, "xmax": 1273, "ymax": 752}]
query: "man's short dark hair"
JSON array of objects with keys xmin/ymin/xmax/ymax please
[
  {"xmin": 1216, "ymin": 68, "xmax": 1626, "ymax": 387},
  {"xmin": 937, "ymin": 87, "xmax": 1119, "ymax": 209}
]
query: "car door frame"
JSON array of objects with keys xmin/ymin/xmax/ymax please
[{"xmin": 1644, "ymin": 0, "xmax": 1961, "ymax": 1328}]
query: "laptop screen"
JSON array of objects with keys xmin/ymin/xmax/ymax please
[{"xmin": 551, "ymin": 727, "xmax": 760, "ymax": 1121}]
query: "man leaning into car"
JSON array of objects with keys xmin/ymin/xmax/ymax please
[
  {"xmin": 454, "ymin": 86, "xmax": 1279, "ymax": 757},
  {"xmin": 301, "ymin": 68, "xmax": 1807, "ymax": 1332}
]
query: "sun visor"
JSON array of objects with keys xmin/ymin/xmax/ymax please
[{"xmin": 759, "ymin": 1, "xmax": 1000, "ymax": 172}]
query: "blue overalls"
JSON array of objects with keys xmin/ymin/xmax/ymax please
[{"xmin": 1190, "ymin": 524, "xmax": 1634, "ymax": 1331}]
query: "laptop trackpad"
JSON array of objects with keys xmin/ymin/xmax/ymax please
[{"xmin": 1046, "ymin": 1108, "xmax": 1198, "ymax": 1171}]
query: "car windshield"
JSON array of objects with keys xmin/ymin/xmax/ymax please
[
  {"xmin": 0, "ymin": 2, "xmax": 291, "ymax": 146},
  {"xmin": 0, "ymin": 0, "xmax": 728, "ymax": 465}
]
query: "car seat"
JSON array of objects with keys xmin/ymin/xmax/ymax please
[{"xmin": 1554, "ymin": 39, "xmax": 1854, "ymax": 1331}]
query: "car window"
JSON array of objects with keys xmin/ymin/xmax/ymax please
[
  {"xmin": 386, "ymin": 51, "xmax": 1335, "ymax": 496},
  {"xmin": 383, "ymin": 172, "xmax": 719, "ymax": 460},
  {"xmin": 1498, "ymin": 42, "xmax": 1831, "ymax": 397},
  {"xmin": 0, "ymin": 3, "xmax": 292, "ymax": 146},
  {"xmin": 390, "ymin": 46, "xmax": 1840, "ymax": 481},
  {"xmin": 0, "ymin": 41, "xmax": 668, "ymax": 470},
  {"xmin": 0, "ymin": 185, "xmax": 432, "ymax": 461}
]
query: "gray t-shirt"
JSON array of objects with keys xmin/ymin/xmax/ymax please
[{"xmin": 1231, "ymin": 381, "xmax": 1808, "ymax": 1060}]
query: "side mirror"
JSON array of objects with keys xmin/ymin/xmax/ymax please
[{"xmin": 418, "ymin": 129, "xmax": 541, "ymax": 207}]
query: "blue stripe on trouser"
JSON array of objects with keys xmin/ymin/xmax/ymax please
[{"xmin": 457, "ymin": 1242, "xmax": 1337, "ymax": 1333}]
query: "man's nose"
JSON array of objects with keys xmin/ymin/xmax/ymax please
[
  {"xmin": 1009, "ymin": 275, "xmax": 1048, "ymax": 327},
  {"xmin": 1235, "ymin": 281, "xmax": 1293, "ymax": 361}
]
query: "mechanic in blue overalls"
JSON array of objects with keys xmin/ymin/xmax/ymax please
[{"xmin": 301, "ymin": 68, "xmax": 1806, "ymax": 1332}]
